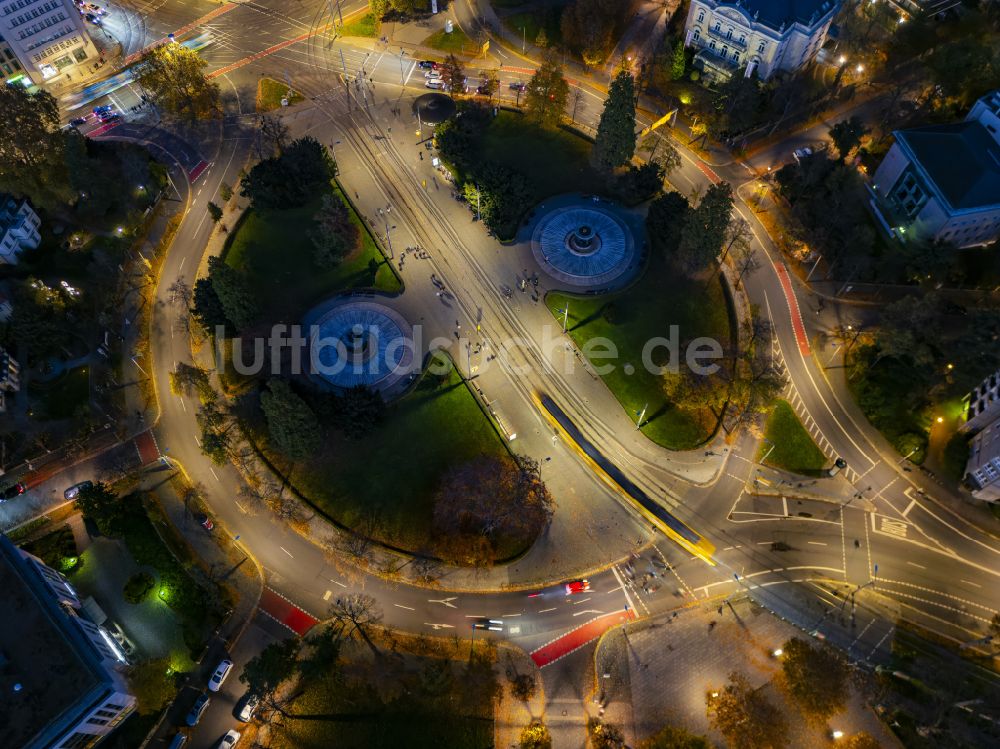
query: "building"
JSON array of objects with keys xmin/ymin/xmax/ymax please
[
  {"xmin": 964, "ymin": 421, "xmax": 1000, "ymax": 502},
  {"xmin": 0, "ymin": 346, "xmax": 19, "ymax": 412},
  {"xmin": 0, "ymin": 0, "xmax": 98, "ymax": 85},
  {"xmin": 0, "ymin": 534, "xmax": 136, "ymax": 749},
  {"xmin": 961, "ymin": 369, "xmax": 1000, "ymax": 435},
  {"xmin": 683, "ymin": 0, "xmax": 841, "ymax": 82},
  {"xmin": 0, "ymin": 30, "xmax": 27, "ymax": 81},
  {"xmin": 0, "ymin": 193, "xmax": 41, "ymax": 264},
  {"xmin": 868, "ymin": 90, "xmax": 1000, "ymax": 249},
  {"xmin": 0, "ymin": 288, "xmax": 12, "ymax": 322}
]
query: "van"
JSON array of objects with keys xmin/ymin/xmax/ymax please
[{"xmin": 167, "ymin": 733, "xmax": 188, "ymax": 749}]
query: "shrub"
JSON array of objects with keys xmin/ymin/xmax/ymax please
[{"xmin": 123, "ymin": 572, "xmax": 156, "ymax": 604}]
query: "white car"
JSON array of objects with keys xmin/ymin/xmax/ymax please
[
  {"xmin": 424, "ymin": 69, "xmax": 442, "ymax": 79},
  {"xmin": 236, "ymin": 693, "xmax": 259, "ymax": 722},
  {"xmin": 425, "ymin": 79, "xmax": 445, "ymax": 90},
  {"xmin": 217, "ymin": 730, "xmax": 241, "ymax": 749},
  {"xmin": 64, "ymin": 480, "xmax": 93, "ymax": 500},
  {"xmin": 792, "ymin": 146, "xmax": 813, "ymax": 163},
  {"xmin": 208, "ymin": 659, "xmax": 233, "ymax": 692}
]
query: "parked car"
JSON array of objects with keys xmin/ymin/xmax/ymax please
[
  {"xmin": 509, "ymin": 81, "xmax": 526, "ymax": 92},
  {"xmin": 217, "ymin": 730, "xmax": 241, "ymax": 749},
  {"xmin": 185, "ymin": 693, "xmax": 210, "ymax": 726},
  {"xmin": 417, "ymin": 60, "xmax": 437, "ymax": 69},
  {"xmin": 565, "ymin": 579, "xmax": 591, "ymax": 595},
  {"xmin": 93, "ymin": 104, "xmax": 113, "ymax": 114},
  {"xmin": 167, "ymin": 733, "xmax": 188, "ymax": 749},
  {"xmin": 424, "ymin": 69, "xmax": 442, "ymax": 79},
  {"xmin": 236, "ymin": 692, "xmax": 259, "ymax": 722},
  {"xmin": 85, "ymin": 12, "xmax": 101, "ymax": 24},
  {"xmin": 208, "ymin": 659, "xmax": 233, "ymax": 691},
  {"xmin": 195, "ymin": 512, "xmax": 214, "ymax": 531},
  {"xmin": 70, "ymin": 116, "xmax": 87, "ymax": 126},
  {"xmin": 64, "ymin": 480, "xmax": 93, "ymax": 500},
  {"xmin": 0, "ymin": 482, "xmax": 26, "ymax": 501},
  {"xmin": 425, "ymin": 79, "xmax": 445, "ymax": 90}
]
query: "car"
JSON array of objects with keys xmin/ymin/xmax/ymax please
[
  {"xmin": 425, "ymin": 79, "xmax": 445, "ymax": 90},
  {"xmin": 0, "ymin": 482, "xmax": 26, "ymax": 501},
  {"xmin": 195, "ymin": 512, "xmax": 214, "ymax": 531},
  {"xmin": 208, "ymin": 659, "xmax": 233, "ymax": 691},
  {"xmin": 565, "ymin": 579, "xmax": 591, "ymax": 595},
  {"xmin": 792, "ymin": 146, "xmax": 813, "ymax": 163},
  {"xmin": 417, "ymin": 60, "xmax": 436, "ymax": 69},
  {"xmin": 70, "ymin": 116, "xmax": 87, "ymax": 126},
  {"xmin": 85, "ymin": 12, "xmax": 101, "ymax": 24},
  {"xmin": 64, "ymin": 480, "xmax": 93, "ymax": 500},
  {"xmin": 98, "ymin": 111, "xmax": 120, "ymax": 122},
  {"xmin": 509, "ymin": 81, "xmax": 526, "ymax": 92},
  {"xmin": 827, "ymin": 457, "xmax": 848, "ymax": 477},
  {"xmin": 472, "ymin": 618, "xmax": 504, "ymax": 631},
  {"xmin": 93, "ymin": 104, "xmax": 113, "ymax": 113},
  {"xmin": 217, "ymin": 730, "xmax": 241, "ymax": 749},
  {"xmin": 476, "ymin": 84, "xmax": 492, "ymax": 95},
  {"xmin": 424, "ymin": 69, "xmax": 442, "ymax": 79},
  {"xmin": 235, "ymin": 692, "xmax": 259, "ymax": 722},
  {"xmin": 185, "ymin": 693, "xmax": 210, "ymax": 726}
]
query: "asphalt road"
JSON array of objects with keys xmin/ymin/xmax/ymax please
[{"xmin": 31, "ymin": 0, "xmax": 1000, "ymax": 744}]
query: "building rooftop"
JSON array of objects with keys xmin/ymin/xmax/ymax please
[
  {"xmin": 0, "ymin": 537, "xmax": 102, "ymax": 749},
  {"xmin": 896, "ymin": 121, "xmax": 1000, "ymax": 210},
  {"xmin": 727, "ymin": 0, "xmax": 840, "ymax": 29}
]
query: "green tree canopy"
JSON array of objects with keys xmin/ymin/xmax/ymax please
[
  {"xmin": 524, "ymin": 51, "xmax": 570, "ymax": 128},
  {"xmin": 240, "ymin": 638, "xmax": 301, "ymax": 698},
  {"xmin": 260, "ymin": 379, "xmax": 323, "ymax": 461},
  {"xmin": 136, "ymin": 42, "xmax": 220, "ymax": 120},
  {"xmin": 561, "ymin": 0, "xmax": 618, "ymax": 65},
  {"xmin": 191, "ymin": 277, "xmax": 231, "ymax": 332},
  {"xmin": 0, "ymin": 84, "xmax": 72, "ymax": 209},
  {"xmin": 240, "ymin": 136, "xmax": 336, "ymax": 210},
  {"xmin": 310, "ymin": 193, "xmax": 360, "ymax": 267},
  {"xmin": 520, "ymin": 722, "xmax": 553, "ymax": 749},
  {"xmin": 647, "ymin": 191, "xmax": 690, "ymax": 255},
  {"xmin": 676, "ymin": 181, "xmax": 734, "ymax": 274},
  {"xmin": 829, "ymin": 116, "xmax": 868, "ymax": 161},
  {"xmin": 207, "ymin": 256, "xmax": 259, "ymax": 331},
  {"xmin": 594, "ymin": 70, "xmax": 637, "ymax": 171}
]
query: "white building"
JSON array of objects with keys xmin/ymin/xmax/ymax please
[
  {"xmin": 869, "ymin": 90, "xmax": 1000, "ymax": 249},
  {"xmin": 961, "ymin": 369, "xmax": 1000, "ymax": 435},
  {"xmin": 683, "ymin": 0, "xmax": 841, "ymax": 82},
  {"xmin": 965, "ymin": 421, "xmax": 1000, "ymax": 503},
  {"xmin": 0, "ymin": 0, "xmax": 98, "ymax": 84},
  {"xmin": 0, "ymin": 193, "xmax": 41, "ymax": 264},
  {"xmin": 0, "ymin": 534, "xmax": 136, "ymax": 749}
]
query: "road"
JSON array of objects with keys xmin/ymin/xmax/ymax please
[{"xmin": 27, "ymin": 0, "xmax": 1000, "ymax": 745}]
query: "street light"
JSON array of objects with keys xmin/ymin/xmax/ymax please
[{"xmin": 855, "ymin": 64, "xmax": 864, "ymax": 74}]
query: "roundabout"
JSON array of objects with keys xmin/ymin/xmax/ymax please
[
  {"xmin": 304, "ymin": 297, "xmax": 414, "ymax": 396},
  {"xmin": 530, "ymin": 196, "xmax": 638, "ymax": 288}
]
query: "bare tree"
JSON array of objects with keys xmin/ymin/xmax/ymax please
[
  {"xmin": 167, "ymin": 278, "xmax": 191, "ymax": 306},
  {"xmin": 328, "ymin": 593, "xmax": 383, "ymax": 658},
  {"xmin": 256, "ymin": 114, "xmax": 289, "ymax": 158}
]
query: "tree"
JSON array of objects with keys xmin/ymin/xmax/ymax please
[
  {"xmin": 300, "ymin": 625, "xmax": 342, "ymax": 682},
  {"xmin": 671, "ymin": 40, "xmax": 687, "ymax": 80},
  {"xmin": 256, "ymin": 114, "xmax": 290, "ymax": 158},
  {"xmin": 207, "ymin": 256, "xmax": 259, "ymax": 330},
  {"xmin": 524, "ymin": 50, "xmax": 570, "ymax": 128},
  {"xmin": 638, "ymin": 725, "xmax": 711, "ymax": 749},
  {"xmin": 127, "ymin": 658, "xmax": 176, "ymax": 713},
  {"xmin": 478, "ymin": 68, "xmax": 500, "ymax": 100},
  {"xmin": 135, "ymin": 42, "xmax": 220, "ymax": 120},
  {"xmin": 328, "ymin": 592, "xmax": 383, "ymax": 657},
  {"xmin": 645, "ymin": 133, "xmax": 681, "ymax": 175},
  {"xmin": 241, "ymin": 136, "xmax": 335, "ymax": 210},
  {"xmin": 520, "ymin": 722, "xmax": 552, "ymax": 749},
  {"xmin": 240, "ymin": 638, "xmax": 300, "ymax": 700},
  {"xmin": 207, "ymin": 201, "xmax": 223, "ymax": 223},
  {"xmin": 220, "ymin": 181, "xmax": 233, "ymax": 202},
  {"xmin": 76, "ymin": 482, "xmax": 129, "ymax": 537},
  {"xmin": 440, "ymin": 54, "xmax": 465, "ymax": 96},
  {"xmin": 706, "ymin": 671, "xmax": 787, "ymax": 749},
  {"xmin": 535, "ymin": 26, "xmax": 549, "ymax": 48},
  {"xmin": 614, "ymin": 162, "xmax": 664, "ymax": 203},
  {"xmin": 310, "ymin": 193, "xmax": 359, "ymax": 267},
  {"xmin": 593, "ymin": 70, "xmax": 637, "ymax": 170},
  {"xmin": 647, "ymin": 193, "xmax": 689, "ymax": 263},
  {"xmin": 842, "ymin": 732, "xmax": 882, "ymax": 749},
  {"xmin": 829, "ymin": 116, "xmax": 868, "ymax": 161},
  {"xmin": 707, "ymin": 75, "xmax": 765, "ymax": 138},
  {"xmin": 191, "ymin": 277, "xmax": 231, "ymax": 332},
  {"xmin": 260, "ymin": 379, "xmax": 322, "ymax": 461},
  {"xmin": 368, "ymin": 0, "xmax": 389, "ymax": 18},
  {"xmin": 780, "ymin": 637, "xmax": 849, "ymax": 721},
  {"xmin": 333, "ymin": 386, "xmax": 385, "ymax": 438},
  {"xmin": 0, "ymin": 84, "xmax": 72, "ymax": 209},
  {"xmin": 561, "ymin": 0, "xmax": 618, "ymax": 65},
  {"xmin": 433, "ymin": 455, "xmax": 554, "ymax": 566},
  {"xmin": 588, "ymin": 717, "xmax": 626, "ymax": 749},
  {"xmin": 676, "ymin": 181, "xmax": 734, "ymax": 274},
  {"xmin": 663, "ymin": 366, "xmax": 729, "ymax": 415},
  {"xmin": 463, "ymin": 161, "xmax": 535, "ymax": 238},
  {"xmin": 509, "ymin": 672, "xmax": 537, "ymax": 701}
]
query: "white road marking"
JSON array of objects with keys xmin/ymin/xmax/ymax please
[
  {"xmin": 907, "ymin": 561, "xmax": 926, "ymax": 570},
  {"xmin": 209, "ymin": 467, "xmax": 219, "ymax": 481},
  {"xmin": 807, "ymin": 541, "xmax": 827, "ymax": 546},
  {"xmin": 279, "ymin": 546, "xmax": 293, "ymax": 557},
  {"xmin": 428, "ymin": 597, "xmax": 457, "ymax": 608},
  {"xmin": 502, "ymin": 613, "xmax": 522, "ymax": 617},
  {"xmin": 570, "ymin": 597, "xmax": 591, "ymax": 604},
  {"xmin": 234, "ymin": 501, "xmax": 246, "ymax": 513},
  {"xmin": 323, "ymin": 590, "xmax": 332, "ymax": 601},
  {"xmin": 611, "ymin": 566, "xmax": 637, "ymax": 614},
  {"xmin": 179, "ymin": 398, "xmax": 186, "ymax": 412},
  {"xmin": 394, "ymin": 603, "xmax": 415, "ymax": 611},
  {"xmin": 424, "ymin": 623, "xmax": 454, "ymax": 630},
  {"xmin": 538, "ymin": 607, "xmax": 557, "ymax": 613},
  {"xmin": 179, "ymin": 256, "xmax": 186, "ymax": 270},
  {"xmin": 901, "ymin": 498, "xmax": 917, "ymax": 517},
  {"xmin": 960, "ymin": 580, "xmax": 981, "ymax": 588},
  {"xmin": 572, "ymin": 609, "xmax": 604, "ymax": 616},
  {"xmin": 329, "ymin": 579, "xmax": 347, "ymax": 588}
]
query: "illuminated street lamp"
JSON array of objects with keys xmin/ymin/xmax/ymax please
[
  {"xmin": 832, "ymin": 730, "xmax": 844, "ymax": 740},
  {"xmin": 772, "ymin": 647, "xmax": 783, "ymax": 657}
]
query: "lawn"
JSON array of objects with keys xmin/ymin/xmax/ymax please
[
  {"xmin": 547, "ymin": 258, "xmax": 731, "ymax": 450},
  {"xmin": 500, "ymin": 4, "xmax": 566, "ymax": 48},
  {"xmin": 339, "ymin": 11, "xmax": 378, "ymax": 37},
  {"xmin": 225, "ymin": 185, "xmax": 401, "ymax": 324},
  {"xmin": 476, "ymin": 111, "xmax": 605, "ymax": 200},
  {"xmin": 30, "ymin": 366, "xmax": 89, "ymax": 420},
  {"xmin": 278, "ymin": 353, "xmax": 514, "ymax": 555},
  {"xmin": 421, "ymin": 26, "xmax": 474, "ymax": 54},
  {"xmin": 256, "ymin": 77, "xmax": 305, "ymax": 112},
  {"xmin": 758, "ymin": 399, "xmax": 828, "ymax": 476}
]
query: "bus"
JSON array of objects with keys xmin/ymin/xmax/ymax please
[{"xmin": 534, "ymin": 391, "xmax": 717, "ymax": 565}]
